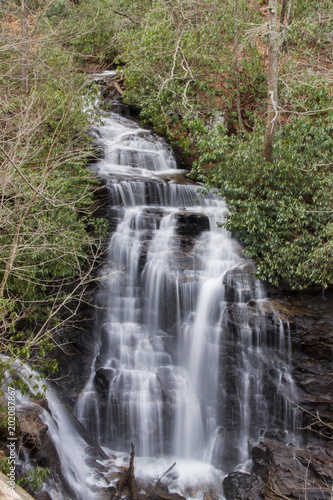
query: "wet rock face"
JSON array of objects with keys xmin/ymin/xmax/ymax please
[
  {"xmin": 147, "ymin": 491, "xmax": 186, "ymax": 500},
  {"xmin": 221, "ymin": 265, "xmax": 333, "ymax": 493},
  {"xmin": 6, "ymin": 404, "xmax": 63, "ymax": 497},
  {"xmin": 251, "ymin": 438, "xmax": 333, "ymax": 500},
  {"xmin": 49, "ymin": 320, "xmax": 96, "ymax": 407},
  {"xmin": 139, "ymin": 240, "xmax": 151, "ymax": 273},
  {"xmin": 268, "ymin": 288, "xmax": 333, "ymax": 440},
  {"xmin": 223, "ymin": 261, "xmax": 257, "ymax": 303},
  {"xmin": 35, "ymin": 492, "xmax": 52, "ymax": 500},
  {"xmin": 50, "ymin": 91, "xmax": 333, "ymax": 498},
  {"xmin": 141, "ymin": 207, "xmax": 166, "ymax": 226},
  {"xmin": 94, "ymin": 367, "xmax": 115, "ymax": 399},
  {"xmin": 216, "ymin": 262, "xmax": 297, "ymax": 472},
  {"xmin": 174, "ymin": 212, "xmax": 210, "ymax": 236},
  {"xmin": 101, "ymin": 98, "xmax": 130, "ymax": 116},
  {"xmin": 224, "ymin": 438, "xmax": 333, "ymax": 500}
]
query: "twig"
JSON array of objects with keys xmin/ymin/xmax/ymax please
[
  {"xmin": 112, "ymin": 9, "xmax": 140, "ymax": 25},
  {"xmin": 0, "ymin": 145, "xmax": 56, "ymax": 207},
  {"xmin": 148, "ymin": 462, "xmax": 177, "ymax": 495}
]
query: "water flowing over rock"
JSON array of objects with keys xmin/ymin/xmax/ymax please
[
  {"xmin": 72, "ymin": 91, "xmax": 299, "ymax": 497},
  {"xmin": 11, "ymin": 77, "xmax": 333, "ymax": 499}
]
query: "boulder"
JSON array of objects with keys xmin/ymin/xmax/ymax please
[
  {"xmin": 223, "ymin": 471, "xmax": 265, "ymax": 500},
  {"xmin": 94, "ymin": 367, "xmax": 115, "ymax": 398},
  {"xmin": 149, "ymin": 493, "xmax": 186, "ymax": 500},
  {"xmin": 35, "ymin": 493, "xmax": 52, "ymax": 500},
  {"xmin": 139, "ymin": 240, "xmax": 151, "ymax": 273}
]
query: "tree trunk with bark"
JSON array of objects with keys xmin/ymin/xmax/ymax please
[
  {"xmin": 263, "ymin": 0, "xmax": 278, "ymax": 162},
  {"xmin": 21, "ymin": 0, "xmax": 29, "ymax": 94},
  {"xmin": 234, "ymin": 0, "xmax": 245, "ymax": 131}
]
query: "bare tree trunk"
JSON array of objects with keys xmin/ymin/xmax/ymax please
[
  {"xmin": 234, "ymin": 0, "xmax": 245, "ymax": 131},
  {"xmin": 263, "ymin": 0, "xmax": 278, "ymax": 162},
  {"xmin": 21, "ymin": 0, "xmax": 29, "ymax": 94}
]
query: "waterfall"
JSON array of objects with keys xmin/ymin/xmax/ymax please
[
  {"xmin": 6, "ymin": 86, "xmax": 299, "ymax": 499},
  {"xmin": 74, "ymin": 95, "xmax": 299, "ymax": 494}
]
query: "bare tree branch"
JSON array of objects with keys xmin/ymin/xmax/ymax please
[{"xmin": 112, "ymin": 9, "xmax": 140, "ymax": 25}]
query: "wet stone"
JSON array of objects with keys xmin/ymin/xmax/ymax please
[
  {"xmin": 130, "ymin": 215, "xmax": 158, "ymax": 231},
  {"xmin": 141, "ymin": 207, "xmax": 166, "ymax": 218},
  {"xmin": 156, "ymin": 367, "xmax": 178, "ymax": 393},
  {"xmin": 148, "ymin": 490, "xmax": 186, "ymax": 500},
  {"xmin": 48, "ymin": 86, "xmax": 333, "ymax": 500},
  {"xmin": 223, "ymin": 472, "xmax": 265, "ymax": 500},
  {"xmin": 175, "ymin": 255, "xmax": 196, "ymax": 271},
  {"xmin": 105, "ymin": 207, "xmax": 124, "ymax": 232},
  {"xmin": 174, "ymin": 212, "xmax": 210, "ymax": 236},
  {"xmin": 172, "ymin": 235, "xmax": 196, "ymax": 252},
  {"xmin": 139, "ymin": 240, "xmax": 151, "ymax": 273},
  {"xmin": 223, "ymin": 262, "xmax": 257, "ymax": 303},
  {"xmin": 102, "ymin": 99, "xmax": 130, "ymax": 116},
  {"xmin": 94, "ymin": 368, "xmax": 115, "ymax": 398},
  {"xmin": 203, "ymin": 490, "xmax": 220, "ymax": 500},
  {"xmin": 35, "ymin": 493, "xmax": 52, "ymax": 500},
  {"xmin": 251, "ymin": 439, "xmax": 333, "ymax": 499}
]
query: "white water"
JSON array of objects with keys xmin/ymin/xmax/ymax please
[
  {"xmin": 74, "ymin": 101, "xmax": 299, "ymax": 496},
  {"xmin": 3, "ymin": 362, "xmax": 108, "ymax": 499},
  {"xmin": 7, "ymin": 93, "xmax": 299, "ymax": 499}
]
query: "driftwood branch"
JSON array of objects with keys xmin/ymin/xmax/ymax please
[{"xmin": 127, "ymin": 443, "xmax": 137, "ymax": 500}]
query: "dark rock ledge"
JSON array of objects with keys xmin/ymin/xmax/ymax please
[{"xmin": 223, "ymin": 282, "xmax": 333, "ymax": 499}]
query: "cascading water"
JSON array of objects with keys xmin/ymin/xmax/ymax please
[
  {"xmin": 2, "ymin": 360, "xmax": 110, "ymax": 500},
  {"xmin": 3, "ymin": 74, "xmax": 299, "ymax": 499},
  {"xmin": 3, "ymin": 80, "xmax": 300, "ymax": 500},
  {"xmin": 73, "ymin": 85, "xmax": 299, "ymax": 496}
]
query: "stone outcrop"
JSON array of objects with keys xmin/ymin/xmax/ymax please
[
  {"xmin": 0, "ymin": 402, "xmax": 59, "ymax": 499},
  {"xmin": 222, "ymin": 278, "xmax": 333, "ymax": 499},
  {"xmin": 270, "ymin": 288, "xmax": 333, "ymax": 430},
  {"xmin": 251, "ymin": 438, "xmax": 333, "ymax": 500},
  {"xmin": 223, "ymin": 436, "xmax": 333, "ymax": 500},
  {"xmin": 49, "ymin": 224, "xmax": 333, "ymax": 500}
]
